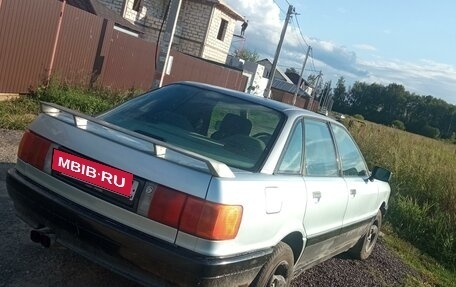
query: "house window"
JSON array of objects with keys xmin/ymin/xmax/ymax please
[
  {"xmin": 217, "ymin": 19, "xmax": 228, "ymax": 41},
  {"xmin": 133, "ymin": 0, "xmax": 142, "ymax": 12}
]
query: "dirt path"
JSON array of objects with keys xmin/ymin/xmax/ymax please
[{"xmin": 0, "ymin": 129, "xmax": 417, "ymax": 286}]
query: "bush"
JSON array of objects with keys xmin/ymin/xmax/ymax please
[
  {"xmin": 391, "ymin": 120, "xmax": 405, "ymax": 130},
  {"xmin": 30, "ymin": 81, "xmax": 141, "ymax": 115},
  {"xmin": 353, "ymin": 114, "xmax": 364, "ymax": 120},
  {"xmin": 420, "ymin": 125, "xmax": 440, "ymax": 139}
]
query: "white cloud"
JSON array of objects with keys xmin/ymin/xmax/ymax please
[
  {"xmin": 353, "ymin": 44, "xmax": 377, "ymax": 52},
  {"xmin": 225, "ymin": 0, "xmax": 456, "ymax": 105},
  {"xmin": 358, "ymin": 59, "xmax": 456, "ymax": 103}
]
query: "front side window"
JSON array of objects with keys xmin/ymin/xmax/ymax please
[
  {"xmin": 331, "ymin": 124, "xmax": 368, "ymax": 177},
  {"xmin": 304, "ymin": 120, "xmax": 338, "ymax": 177}
]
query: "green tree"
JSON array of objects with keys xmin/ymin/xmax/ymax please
[
  {"xmin": 286, "ymin": 67, "xmax": 298, "ymax": 74},
  {"xmin": 234, "ymin": 48, "xmax": 259, "ymax": 62},
  {"xmin": 332, "ymin": 77, "xmax": 349, "ymax": 113}
]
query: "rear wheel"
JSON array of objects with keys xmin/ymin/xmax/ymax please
[
  {"xmin": 250, "ymin": 242, "xmax": 294, "ymax": 287},
  {"xmin": 349, "ymin": 210, "xmax": 382, "ymax": 260}
]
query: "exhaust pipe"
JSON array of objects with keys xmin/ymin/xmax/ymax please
[{"xmin": 30, "ymin": 227, "xmax": 55, "ymax": 248}]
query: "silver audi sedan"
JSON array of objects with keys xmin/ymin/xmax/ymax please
[{"xmin": 7, "ymin": 82, "xmax": 391, "ymax": 287}]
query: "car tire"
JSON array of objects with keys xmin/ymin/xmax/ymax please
[
  {"xmin": 349, "ymin": 210, "xmax": 382, "ymax": 260},
  {"xmin": 250, "ymin": 242, "xmax": 294, "ymax": 287}
]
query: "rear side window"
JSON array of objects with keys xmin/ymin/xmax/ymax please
[
  {"xmin": 304, "ymin": 120, "xmax": 338, "ymax": 177},
  {"xmin": 331, "ymin": 124, "xmax": 368, "ymax": 177},
  {"xmin": 99, "ymin": 84, "xmax": 285, "ymax": 171},
  {"xmin": 277, "ymin": 121, "xmax": 303, "ymax": 174}
]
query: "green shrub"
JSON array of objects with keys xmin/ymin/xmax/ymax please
[
  {"xmin": 353, "ymin": 114, "xmax": 364, "ymax": 120},
  {"xmin": 420, "ymin": 125, "xmax": 440, "ymax": 139},
  {"xmin": 30, "ymin": 81, "xmax": 140, "ymax": 115},
  {"xmin": 391, "ymin": 119, "xmax": 406, "ymax": 130}
]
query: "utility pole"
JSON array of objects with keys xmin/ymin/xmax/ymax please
[
  {"xmin": 321, "ymin": 80, "xmax": 332, "ymax": 109},
  {"xmin": 152, "ymin": 0, "xmax": 182, "ymax": 89},
  {"xmin": 293, "ymin": 46, "xmax": 311, "ymax": 105},
  {"xmin": 263, "ymin": 5, "xmax": 295, "ymax": 98},
  {"xmin": 307, "ymin": 70, "xmax": 322, "ymax": 111}
]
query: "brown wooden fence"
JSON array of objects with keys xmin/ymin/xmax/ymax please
[{"xmin": 0, "ymin": 0, "xmax": 247, "ymax": 94}]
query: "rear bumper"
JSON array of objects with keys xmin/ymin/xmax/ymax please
[{"xmin": 6, "ymin": 168, "xmax": 271, "ymax": 287}]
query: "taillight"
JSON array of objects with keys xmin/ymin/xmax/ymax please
[
  {"xmin": 18, "ymin": 131, "xmax": 52, "ymax": 170},
  {"xmin": 143, "ymin": 184, "xmax": 243, "ymax": 240},
  {"xmin": 179, "ymin": 197, "xmax": 243, "ymax": 240},
  {"xmin": 148, "ymin": 186, "xmax": 187, "ymax": 228}
]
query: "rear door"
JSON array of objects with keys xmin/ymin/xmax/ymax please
[{"xmin": 299, "ymin": 119, "xmax": 348, "ymax": 266}]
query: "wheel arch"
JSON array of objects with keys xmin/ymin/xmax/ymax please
[
  {"xmin": 281, "ymin": 231, "xmax": 304, "ymax": 264},
  {"xmin": 379, "ymin": 201, "xmax": 387, "ymax": 218}
]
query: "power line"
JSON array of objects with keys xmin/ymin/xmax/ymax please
[
  {"xmin": 310, "ymin": 48, "xmax": 317, "ymax": 72},
  {"xmin": 291, "ymin": 17, "xmax": 308, "ymax": 52},
  {"xmin": 272, "ymin": 0, "xmax": 286, "ymax": 15},
  {"xmin": 294, "ymin": 16, "xmax": 309, "ymax": 47}
]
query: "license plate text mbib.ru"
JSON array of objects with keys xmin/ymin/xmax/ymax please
[{"xmin": 51, "ymin": 149, "xmax": 133, "ymax": 198}]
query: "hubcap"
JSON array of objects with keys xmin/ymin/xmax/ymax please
[
  {"xmin": 366, "ymin": 224, "xmax": 379, "ymax": 251},
  {"xmin": 268, "ymin": 261, "xmax": 289, "ymax": 287},
  {"xmin": 270, "ymin": 275, "xmax": 287, "ymax": 287}
]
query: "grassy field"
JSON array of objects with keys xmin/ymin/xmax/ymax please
[{"xmin": 345, "ymin": 118, "xmax": 456, "ymax": 273}]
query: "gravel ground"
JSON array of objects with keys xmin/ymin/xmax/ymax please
[{"xmin": 0, "ymin": 129, "xmax": 419, "ymax": 286}]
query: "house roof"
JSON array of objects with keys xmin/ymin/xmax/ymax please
[
  {"xmin": 207, "ymin": 0, "xmax": 244, "ymax": 21},
  {"xmin": 285, "ymin": 71, "xmax": 309, "ymax": 87},
  {"xmin": 67, "ymin": 0, "xmax": 141, "ymax": 33},
  {"xmin": 272, "ymin": 79, "xmax": 310, "ymax": 98}
]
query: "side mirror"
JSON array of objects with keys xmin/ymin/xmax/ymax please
[{"xmin": 369, "ymin": 166, "xmax": 392, "ymax": 182}]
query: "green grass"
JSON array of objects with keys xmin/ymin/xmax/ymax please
[
  {"xmin": 344, "ymin": 118, "xmax": 456, "ymax": 271},
  {"xmin": 0, "ymin": 82, "xmax": 140, "ymax": 129},
  {"xmin": 0, "ymin": 96, "xmax": 39, "ymax": 130},
  {"xmin": 382, "ymin": 225, "xmax": 456, "ymax": 287}
]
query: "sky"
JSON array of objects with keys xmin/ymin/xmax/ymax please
[{"xmin": 224, "ymin": 0, "xmax": 456, "ymax": 105}]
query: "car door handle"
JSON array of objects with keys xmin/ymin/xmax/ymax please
[
  {"xmin": 350, "ymin": 189, "xmax": 357, "ymax": 196},
  {"xmin": 312, "ymin": 191, "xmax": 321, "ymax": 203}
]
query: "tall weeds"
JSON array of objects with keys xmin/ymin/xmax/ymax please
[{"xmin": 347, "ymin": 119, "xmax": 456, "ymax": 270}]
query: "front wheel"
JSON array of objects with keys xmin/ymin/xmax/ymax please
[
  {"xmin": 250, "ymin": 242, "xmax": 294, "ymax": 287},
  {"xmin": 349, "ymin": 210, "xmax": 382, "ymax": 260}
]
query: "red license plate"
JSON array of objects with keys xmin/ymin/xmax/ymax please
[{"xmin": 51, "ymin": 149, "xmax": 133, "ymax": 198}]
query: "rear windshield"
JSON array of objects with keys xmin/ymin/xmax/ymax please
[{"xmin": 99, "ymin": 84, "xmax": 285, "ymax": 171}]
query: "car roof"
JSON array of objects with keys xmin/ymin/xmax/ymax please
[{"xmin": 171, "ymin": 81, "xmax": 337, "ymax": 123}]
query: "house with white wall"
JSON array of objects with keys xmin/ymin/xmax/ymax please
[{"xmin": 97, "ymin": 0, "xmax": 243, "ymax": 63}]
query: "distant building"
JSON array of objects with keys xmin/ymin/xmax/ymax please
[
  {"xmin": 256, "ymin": 58, "xmax": 293, "ymax": 83},
  {"xmin": 97, "ymin": 0, "xmax": 243, "ymax": 63},
  {"xmin": 67, "ymin": 0, "xmax": 141, "ymax": 36},
  {"xmin": 285, "ymin": 71, "xmax": 314, "ymax": 96}
]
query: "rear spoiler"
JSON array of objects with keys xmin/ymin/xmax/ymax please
[{"xmin": 40, "ymin": 102, "xmax": 235, "ymax": 178}]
